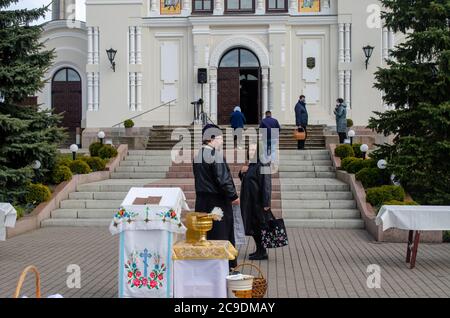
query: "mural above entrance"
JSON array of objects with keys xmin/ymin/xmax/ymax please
[
  {"xmin": 299, "ymin": 0, "xmax": 320, "ymax": 13},
  {"xmin": 161, "ymin": 0, "xmax": 181, "ymax": 15}
]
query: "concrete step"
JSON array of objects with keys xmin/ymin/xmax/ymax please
[
  {"xmin": 284, "ymin": 219, "xmax": 365, "ymax": 229},
  {"xmin": 282, "ymin": 208, "xmax": 360, "ymax": 219},
  {"xmin": 111, "ymin": 172, "xmax": 167, "ymax": 179},
  {"xmin": 120, "ymin": 160, "xmax": 174, "ymax": 166},
  {"xmin": 115, "ymin": 166, "xmax": 171, "ymax": 173},
  {"xmin": 279, "ymin": 172, "xmax": 336, "ymax": 178},
  {"xmin": 281, "ymin": 199, "xmax": 356, "ymax": 209},
  {"xmin": 41, "ymin": 218, "xmax": 111, "ymax": 227},
  {"xmin": 60, "ymin": 199, "xmax": 123, "ymax": 209},
  {"xmin": 280, "ymin": 184, "xmax": 350, "ymax": 192},
  {"xmin": 77, "ymin": 183, "xmax": 159, "ymax": 192},
  {"xmin": 69, "ymin": 192, "xmax": 128, "ymax": 200},
  {"xmin": 51, "ymin": 208, "xmax": 116, "ymax": 219},
  {"xmin": 278, "ymin": 166, "xmax": 335, "ymax": 172},
  {"xmin": 281, "ymin": 191, "xmax": 353, "ymax": 200}
]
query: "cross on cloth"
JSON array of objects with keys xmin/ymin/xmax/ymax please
[{"xmin": 139, "ymin": 248, "xmax": 152, "ymax": 277}]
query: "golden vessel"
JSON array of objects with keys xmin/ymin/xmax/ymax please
[{"xmin": 185, "ymin": 212, "xmax": 216, "ymax": 246}]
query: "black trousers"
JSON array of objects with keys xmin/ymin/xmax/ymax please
[
  {"xmin": 338, "ymin": 132, "xmax": 347, "ymax": 144},
  {"xmin": 297, "ymin": 126, "xmax": 307, "ymax": 150}
]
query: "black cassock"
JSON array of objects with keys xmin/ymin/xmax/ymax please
[
  {"xmin": 239, "ymin": 162, "xmax": 272, "ymax": 236},
  {"xmin": 193, "ymin": 146, "xmax": 238, "ymax": 267}
]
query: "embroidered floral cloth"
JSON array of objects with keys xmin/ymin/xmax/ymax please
[{"xmin": 172, "ymin": 240, "xmax": 238, "ymax": 260}]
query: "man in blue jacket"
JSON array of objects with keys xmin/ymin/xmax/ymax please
[
  {"xmin": 294, "ymin": 95, "xmax": 308, "ymax": 150},
  {"xmin": 259, "ymin": 111, "xmax": 281, "ymax": 165},
  {"xmin": 230, "ymin": 106, "xmax": 246, "ymax": 148}
]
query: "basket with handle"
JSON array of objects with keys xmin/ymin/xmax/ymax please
[
  {"xmin": 234, "ymin": 263, "xmax": 267, "ymax": 298},
  {"xmin": 13, "ymin": 265, "xmax": 41, "ymax": 298}
]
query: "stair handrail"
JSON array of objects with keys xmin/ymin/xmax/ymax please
[{"xmin": 112, "ymin": 99, "xmax": 177, "ymax": 128}]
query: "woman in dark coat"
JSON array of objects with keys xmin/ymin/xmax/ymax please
[{"xmin": 239, "ymin": 143, "xmax": 272, "ymax": 260}]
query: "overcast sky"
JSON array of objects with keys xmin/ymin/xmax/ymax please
[{"xmin": 7, "ymin": 0, "xmax": 86, "ymax": 24}]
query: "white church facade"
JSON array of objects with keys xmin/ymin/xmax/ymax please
[{"xmin": 37, "ymin": 0, "xmax": 399, "ymax": 137}]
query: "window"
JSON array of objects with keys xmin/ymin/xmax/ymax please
[
  {"xmin": 192, "ymin": 0, "xmax": 213, "ymax": 13},
  {"xmin": 266, "ymin": 0, "xmax": 287, "ymax": 12},
  {"xmin": 53, "ymin": 68, "xmax": 81, "ymax": 82},
  {"xmin": 219, "ymin": 48, "xmax": 260, "ymax": 68},
  {"xmin": 225, "ymin": 0, "xmax": 254, "ymax": 13}
]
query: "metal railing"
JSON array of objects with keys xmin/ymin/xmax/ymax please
[{"xmin": 112, "ymin": 99, "xmax": 177, "ymax": 128}]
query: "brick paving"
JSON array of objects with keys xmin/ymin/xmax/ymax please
[{"xmin": 1, "ymin": 227, "xmax": 450, "ymax": 298}]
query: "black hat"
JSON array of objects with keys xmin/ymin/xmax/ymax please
[{"xmin": 202, "ymin": 124, "xmax": 222, "ymax": 141}]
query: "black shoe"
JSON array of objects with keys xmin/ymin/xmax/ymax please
[
  {"xmin": 249, "ymin": 250, "xmax": 258, "ymax": 257},
  {"xmin": 249, "ymin": 253, "xmax": 268, "ymax": 261}
]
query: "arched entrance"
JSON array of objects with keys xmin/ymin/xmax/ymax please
[
  {"xmin": 217, "ymin": 48, "xmax": 261, "ymax": 125},
  {"xmin": 51, "ymin": 67, "xmax": 82, "ymax": 142}
]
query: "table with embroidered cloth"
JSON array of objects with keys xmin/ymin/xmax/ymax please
[
  {"xmin": 172, "ymin": 240, "xmax": 238, "ymax": 298},
  {"xmin": 109, "ymin": 187, "xmax": 189, "ymax": 298}
]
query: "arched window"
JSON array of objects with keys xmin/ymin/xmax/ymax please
[
  {"xmin": 53, "ymin": 68, "xmax": 81, "ymax": 82},
  {"xmin": 219, "ymin": 48, "xmax": 260, "ymax": 68}
]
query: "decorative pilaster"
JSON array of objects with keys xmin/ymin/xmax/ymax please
[
  {"xmin": 338, "ymin": 70, "xmax": 345, "ymax": 100},
  {"xmin": 87, "ymin": 73, "xmax": 94, "ymax": 111},
  {"xmin": 344, "ymin": 70, "xmax": 351, "ymax": 108},
  {"xmin": 382, "ymin": 27, "xmax": 389, "ymax": 60},
  {"xmin": 256, "ymin": 0, "xmax": 265, "ymax": 14},
  {"xmin": 289, "ymin": 0, "xmax": 297, "ymax": 14},
  {"xmin": 344, "ymin": 23, "xmax": 351, "ymax": 63},
  {"xmin": 213, "ymin": 0, "xmax": 223, "ymax": 15},
  {"xmin": 136, "ymin": 73, "xmax": 142, "ymax": 111},
  {"xmin": 262, "ymin": 68, "xmax": 269, "ymax": 117},
  {"xmin": 281, "ymin": 45, "xmax": 285, "ymax": 67},
  {"xmin": 150, "ymin": 0, "xmax": 159, "ymax": 14},
  {"xmin": 87, "ymin": 27, "xmax": 93, "ymax": 64},
  {"xmin": 209, "ymin": 69, "xmax": 218, "ymax": 120},
  {"xmin": 338, "ymin": 23, "xmax": 345, "ymax": 63},
  {"xmin": 130, "ymin": 73, "xmax": 136, "ymax": 111},
  {"xmin": 281, "ymin": 82, "xmax": 286, "ymax": 112},
  {"xmin": 130, "ymin": 26, "xmax": 136, "ymax": 65},
  {"xmin": 204, "ymin": 45, "xmax": 210, "ymax": 66},
  {"xmin": 182, "ymin": 0, "xmax": 191, "ymax": 15},
  {"xmin": 93, "ymin": 73, "xmax": 99, "ymax": 111},
  {"xmin": 136, "ymin": 27, "xmax": 142, "ymax": 64},
  {"xmin": 93, "ymin": 27, "xmax": 99, "ymax": 64}
]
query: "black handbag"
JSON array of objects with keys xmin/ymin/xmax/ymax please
[{"xmin": 261, "ymin": 210, "xmax": 289, "ymax": 249}]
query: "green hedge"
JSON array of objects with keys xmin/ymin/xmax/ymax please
[
  {"xmin": 352, "ymin": 143, "xmax": 363, "ymax": 158},
  {"xmin": 69, "ymin": 160, "xmax": 92, "ymax": 174},
  {"xmin": 366, "ymin": 185, "xmax": 405, "ymax": 208},
  {"xmin": 335, "ymin": 144, "xmax": 355, "ymax": 159},
  {"xmin": 25, "ymin": 183, "xmax": 51, "ymax": 205},
  {"xmin": 98, "ymin": 145, "xmax": 118, "ymax": 159},
  {"xmin": 89, "ymin": 142, "xmax": 103, "ymax": 157},
  {"xmin": 383, "ymin": 200, "xmax": 419, "ymax": 206},
  {"xmin": 81, "ymin": 156, "xmax": 106, "ymax": 171},
  {"xmin": 52, "ymin": 165, "xmax": 73, "ymax": 184},
  {"xmin": 444, "ymin": 231, "xmax": 450, "ymax": 243},
  {"xmin": 347, "ymin": 119, "xmax": 354, "ymax": 128},
  {"xmin": 356, "ymin": 167, "xmax": 389, "ymax": 188},
  {"xmin": 124, "ymin": 119, "xmax": 134, "ymax": 128}
]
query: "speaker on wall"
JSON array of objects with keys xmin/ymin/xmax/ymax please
[{"xmin": 197, "ymin": 68, "xmax": 207, "ymax": 84}]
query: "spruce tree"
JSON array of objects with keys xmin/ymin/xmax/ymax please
[
  {"xmin": 0, "ymin": 1, "xmax": 67, "ymax": 202},
  {"xmin": 368, "ymin": 0, "xmax": 450, "ymax": 205}
]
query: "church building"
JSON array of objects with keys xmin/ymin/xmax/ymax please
[{"xmin": 36, "ymin": 0, "xmax": 399, "ymax": 140}]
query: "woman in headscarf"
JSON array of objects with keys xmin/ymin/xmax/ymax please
[
  {"xmin": 230, "ymin": 106, "xmax": 246, "ymax": 149},
  {"xmin": 239, "ymin": 142, "xmax": 272, "ymax": 260}
]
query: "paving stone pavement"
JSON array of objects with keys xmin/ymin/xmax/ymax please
[{"xmin": 1, "ymin": 227, "xmax": 450, "ymax": 298}]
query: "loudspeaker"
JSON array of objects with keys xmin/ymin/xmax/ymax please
[{"xmin": 197, "ymin": 68, "xmax": 207, "ymax": 84}]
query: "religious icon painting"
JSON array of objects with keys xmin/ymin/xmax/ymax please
[
  {"xmin": 298, "ymin": 0, "xmax": 320, "ymax": 12},
  {"xmin": 160, "ymin": 0, "xmax": 181, "ymax": 15}
]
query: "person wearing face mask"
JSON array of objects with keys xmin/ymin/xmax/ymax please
[
  {"xmin": 334, "ymin": 98, "xmax": 348, "ymax": 144},
  {"xmin": 239, "ymin": 143, "xmax": 272, "ymax": 261}
]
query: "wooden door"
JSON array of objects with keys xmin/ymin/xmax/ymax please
[
  {"xmin": 52, "ymin": 81, "xmax": 82, "ymax": 131},
  {"xmin": 217, "ymin": 68, "xmax": 240, "ymax": 125}
]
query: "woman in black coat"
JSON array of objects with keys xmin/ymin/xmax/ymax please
[{"xmin": 239, "ymin": 143, "xmax": 272, "ymax": 260}]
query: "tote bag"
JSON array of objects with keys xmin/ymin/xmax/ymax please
[{"xmin": 261, "ymin": 210, "xmax": 289, "ymax": 249}]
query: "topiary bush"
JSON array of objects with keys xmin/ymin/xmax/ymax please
[
  {"xmin": 356, "ymin": 167, "xmax": 388, "ymax": 189},
  {"xmin": 25, "ymin": 183, "xmax": 51, "ymax": 205},
  {"xmin": 383, "ymin": 200, "xmax": 419, "ymax": 206},
  {"xmin": 85, "ymin": 156, "xmax": 106, "ymax": 171},
  {"xmin": 347, "ymin": 119, "xmax": 354, "ymax": 128},
  {"xmin": 346, "ymin": 158, "xmax": 366, "ymax": 174},
  {"xmin": 341, "ymin": 157, "xmax": 358, "ymax": 171},
  {"xmin": 56, "ymin": 156, "xmax": 72, "ymax": 167},
  {"xmin": 366, "ymin": 185, "xmax": 405, "ymax": 208},
  {"xmin": 352, "ymin": 143, "xmax": 363, "ymax": 158},
  {"xmin": 98, "ymin": 145, "xmax": 118, "ymax": 159},
  {"xmin": 52, "ymin": 165, "xmax": 73, "ymax": 184},
  {"xmin": 89, "ymin": 142, "xmax": 103, "ymax": 157},
  {"xmin": 69, "ymin": 160, "xmax": 92, "ymax": 175},
  {"xmin": 124, "ymin": 119, "xmax": 134, "ymax": 128},
  {"xmin": 334, "ymin": 144, "xmax": 355, "ymax": 159}
]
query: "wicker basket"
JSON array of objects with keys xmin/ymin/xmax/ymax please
[
  {"xmin": 234, "ymin": 263, "xmax": 267, "ymax": 298},
  {"xmin": 14, "ymin": 265, "xmax": 41, "ymax": 298}
]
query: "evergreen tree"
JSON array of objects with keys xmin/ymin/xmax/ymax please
[
  {"xmin": 0, "ymin": 1, "xmax": 67, "ymax": 202},
  {"xmin": 368, "ymin": 0, "xmax": 450, "ymax": 205}
]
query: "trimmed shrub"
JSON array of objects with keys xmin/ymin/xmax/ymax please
[
  {"xmin": 356, "ymin": 167, "xmax": 387, "ymax": 188},
  {"xmin": 347, "ymin": 118, "xmax": 354, "ymax": 128},
  {"xmin": 341, "ymin": 157, "xmax": 358, "ymax": 171},
  {"xmin": 334, "ymin": 144, "xmax": 355, "ymax": 159},
  {"xmin": 25, "ymin": 183, "xmax": 51, "ymax": 205},
  {"xmin": 56, "ymin": 156, "xmax": 72, "ymax": 167},
  {"xmin": 69, "ymin": 160, "xmax": 92, "ymax": 175},
  {"xmin": 444, "ymin": 231, "xmax": 450, "ymax": 243},
  {"xmin": 52, "ymin": 165, "xmax": 73, "ymax": 184},
  {"xmin": 89, "ymin": 142, "xmax": 103, "ymax": 157},
  {"xmin": 85, "ymin": 156, "xmax": 106, "ymax": 171},
  {"xmin": 98, "ymin": 145, "xmax": 118, "ymax": 159},
  {"xmin": 346, "ymin": 158, "xmax": 365, "ymax": 174},
  {"xmin": 366, "ymin": 185, "xmax": 405, "ymax": 208},
  {"xmin": 14, "ymin": 205, "xmax": 25, "ymax": 220},
  {"xmin": 352, "ymin": 143, "xmax": 363, "ymax": 158},
  {"xmin": 383, "ymin": 200, "xmax": 419, "ymax": 206},
  {"xmin": 124, "ymin": 119, "xmax": 134, "ymax": 128}
]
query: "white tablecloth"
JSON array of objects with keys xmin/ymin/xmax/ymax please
[
  {"xmin": 0, "ymin": 203, "xmax": 17, "ymax": 241},
  {"xmin": 173, "ymin": 260, "xmax": 229, "ymax": 298},
  {"xmin": 376, "ymin": 205, "xmax": 450, "ymax": 231},
  {"xmin": 110, "ymin": 188, "xmax": 189, "ymax": 298}
]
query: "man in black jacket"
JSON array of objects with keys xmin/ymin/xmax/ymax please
[
  {"xmin": 193, "ymin": 124, "xmax": 240, "ymax": 269},
  {"xmin": 294, "ymin": 95, "xmax": 309, "ymax": 150}
]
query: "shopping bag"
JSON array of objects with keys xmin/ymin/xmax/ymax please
[
  {"xmin": 232, "ymin": 205, "xmax": 247, "ymax": 246},
  {"xmin": 261, "ymin": 210, "xmax": 289, "ymax": 249},
  {"xmin": 293, "ymin": 127, "xmax": 306, "ymax": 141}
]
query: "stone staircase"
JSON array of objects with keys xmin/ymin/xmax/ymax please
[{"xmin": 146, "ymin": 125, "xmax": 326, "ymax": 150}]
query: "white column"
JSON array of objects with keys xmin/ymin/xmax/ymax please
[
  {"xmin": 93, "ymin": 27, "xmax": 99, "ymax": 64},
  {"xmin": 209, "ymin": 69, "xmax": 217, "ymax": 120},
  {"xmin": 256, "ymin": 0, "xmax": 264, "ymax": 14},
  {"xmin": 281, "ymin": 82, "xmax": 286, "ymax": 112},
  {"xmin": 136, "ymin": 27, "xmax": 142, "ymax": 64},
  {"xmin": 269, "ymin": 81, "xmax": 274, "ymax": 111},
  {"xmin": 338, "ymin": 70, "xmax": 345, "ymax": 100},
  {"xmin": 382, "ymin": 27, "xmax": 389, "ymax": 60},
  {"xmin": 262, "ymin": 68, "xmax": 269, "ymax": 117},
  {"xmin": 130, "ymin": 73, "xmax": 136, "ymax": 111},
  {"xmin": 213, "ymin": 0, "xmax": 223, "ymax": 15},
  {"xmin": 388, "ymin": 29, "xmax": 395, "ymax": 53},
  {"xmin": 345, "ymin": 70, "xmax": 351, "ymax": 108},
  {"xmin": 130, "ymin": 26, "xmax": 136, "ymax": 65},
  {"xmin": 338, "ymin": 23, "xmax": 344, "ymax": 63},
  {"xmin": 87, "ymin": 72, "xmax": 94, "ymax": 111},
  {"xmin": 87, "ymin": 27, "xmax": 93, "ymax": 64},
  {"xmin": 204, "ymin": 46, "xmax": 210, "ymax": 66},
  {"xmin": 289, "ymin": 0, "xmax": 298, "ymax": 14},
  {"xmin": 344, "ymin": 23, "xmax": 351, "ymax": 63},
  {"xmin": 94, "ymin": 73, "xmax": 99, "ymax": 111},
  {"xmin": 136, "ymin": 73, "xmax": 142, "ymax": 111}
]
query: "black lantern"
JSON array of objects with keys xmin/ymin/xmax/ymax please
[
  {"xmin": 106, "ymin": 48, "xmax": 117, "ymax": 72},
  {"xmin": 363, "ymin": 45, "xmax": 375, "ymax": 70}
]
